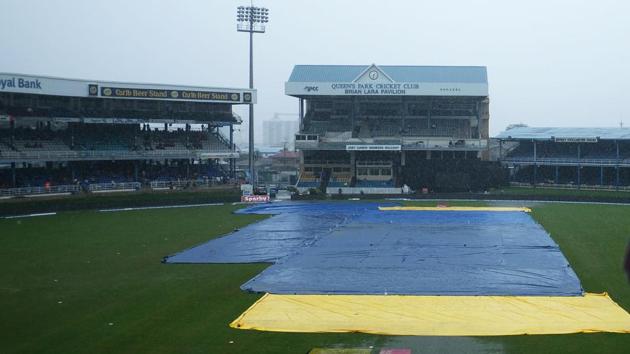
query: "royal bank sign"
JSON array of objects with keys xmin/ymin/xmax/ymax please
[
  {"xmin": 285, "ymin": 64, "xmax": 488, "ymax": 97},
  {"xmin": 0, "ymin": 76, "xmax": 43, "ymax": 90}
]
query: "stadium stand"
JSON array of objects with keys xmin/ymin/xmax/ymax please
[
  {"xmin": 287, "ymin": 64, "xmax": 504, "ymax": 193},
  {"xmin": 0, "ymin": 72, "xmax": 255, "ymax": 195},
  {"xmin": 496, "ymin": 127, "xmax": 630, "ymax": 188}
]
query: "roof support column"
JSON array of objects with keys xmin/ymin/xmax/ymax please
[
  {"xmin": 616, "ymin": 166, "xmax": 620, "ymax": 190},
  {"xmin": 616, "ymin": 140, "xmax": 620, "ymax": 159},
  {"xmin": 555, "ymin": 165, "xmax": 559, "ymax": 184},
  {"xmin": 600, "ymin": 166, "xmax": 604, "ymax": 186},
  {"xmin": 400, "ymin": 97, "xmax": 406, "ymax": 135},
  {"xmin": 11, "ymin": 162, "xmax": 16, "ymax": 188},
  {"xmin": 427, "ymin": 99, "xmax": 432, "ymax": 129},
  {"xmin": 577, "ymin": 143, "xmax": 581, "ymax": 159},
  {"xmin": 298, "ymin": 98, "xmax": 304, "ymax": 131},
  {"xmin": 475, "ymin": 100, "xmax": 481, "ymax": 139},
  {"xmin": 351, "ymin": 97, "xmax": 357, "ymax": 136},
  {"xmin": 577, "ymin": 144, "xmax": 581, "ymax": 190},
  {"xmin": 350, "ymin": 151, "xmax": 356, "ymax": 187},
  {"xmin": 533, "ymin": 140, "xmax": 537, "ymax": 161},
  {"xmin": 9, "ymin": 117, "xmax": 15, "ymax": 146},
  {"xmin": 229, "ymin": 124, "xmax": 235, "ymax": 178},
  {"xmin": 616, "ymin": 140, "xmax": 620, "ymax": 190}
]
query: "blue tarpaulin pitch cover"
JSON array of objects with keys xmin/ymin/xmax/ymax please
[
  {"xmin": 164, "ymin": 202, "xmax": 383, "ymax": 263},
  {"xmin": 165, "ymin": 202, "xmax": 583, "ymax": 296}
]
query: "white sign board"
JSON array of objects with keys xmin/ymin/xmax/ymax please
[
  {"xmin": 286, "ymin": 82, "xmax": 488, "ymax": 97},
  {"xmin": 554, "ymin": 137, "xmax": 598, "ymax": 143},
  {"xmin": 240, "ymin": 184, "xmax": 254, "ymax": 196},
  {"xmin": 241, "ymin": 195, "xmax": 270, "ymax": 203},
  {"xmin": 345, "ymin": 145, "xmax": 402, "ymax": 151},
  {"xmin": 286, "ymin": 64, "xmax": 488, "ymax": 97}
]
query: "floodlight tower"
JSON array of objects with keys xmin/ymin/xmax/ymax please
[{"xmin": 237, "ymin": 5, "xmax": 269, "ymax": 186}]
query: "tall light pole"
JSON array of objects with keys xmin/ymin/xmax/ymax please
[{"xmin": 237, "ymin": 5, "xmax": 269, "ymax": 186}]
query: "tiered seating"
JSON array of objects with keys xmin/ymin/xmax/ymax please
[
  {"xmin": 402, "ymin": 119, "xmax": 428, "ymax": 136},
  {"xmin": 356, "ymin": 121, "xmax": 371, "ymax": 139},
  {"xmin": 71, "ymin": 124, "xmax": 135, "ymax": 151},
  {"xmin": 328, "ymin": 176, "xmax": 351, "ymax": 187},
  {"xmin": 370, "ymin": 121, "xmax": 401, "ymax": 137},
  {"xmin": 581, "ymin": 142, "xmax": 617, "ymax": 159},
  {"xmin": 401, "ymin": 119, "xmax": 471, "ymax": 138},
  {"xmin": 302, "ymin": 116, "xmax": 473, "ymax": 139},
  {"xmin": 0, "ymin": 139, "xmax": 17, "ymax": 152},
  {"xmin": 506, "ymin": 141, "xmax": 629, "ymax": 161},
  {"xmin": 202, "ymin": 134, "xmax": 231, "ymax": 151},
  {"xmin": 356, "ymin": 179, "xmax": 394, "ymax": 187},
  {"xmin": 5, "ymin": 105, "xmax": 235, "ymax": 123},
  {"xmin": 537, "ymin": 143, "xmax": 577, "ymax": 158},
  {"xmin": 15, "ymin": 139, "xmax": 71, "ymax": 152},
  {"xmin": 505, "ymin": 142, "xmax": 534, "ymax": 159},
  {"xmin": 305, "ymin": 120, "xmax": 351, "ymax": 134},
  {"xmin": 0, "ymin": 128, "xmax": 71, "ymax": 153},
  {"xmin": 0, "ymin": 125, "xmax": 235, "ymax": 156},
  {"xmin": 296, "ymin": 174, "xmax": 320, "ymax": 188}
]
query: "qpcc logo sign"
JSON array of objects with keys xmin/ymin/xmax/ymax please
[{"xmin": 0, "ymin": 76, "xmax": 43, "ymax": 90}]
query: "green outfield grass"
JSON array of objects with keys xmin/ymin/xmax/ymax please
[
  {"xmin": 0, "ymin": 187, "xmax": 240, "ymax": 216},
  {"xmin": 1, "ymin": 202, "xmax": 629, "ymax": 353},
  {"xmin": 493, "ymin": 186, "xmax": 630, "ymax": 199}
]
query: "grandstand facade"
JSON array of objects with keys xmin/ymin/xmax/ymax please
[
  {"xmin": 287, "ymin": 64, "xmax": 502, "ymax": 192},
  {"xmin": 496, "ymin": 127, "xmax": 630, "ymax": 188},
  {"xmin": 0, "ymin": 72, "xmax": 255, "ymax": 192}
]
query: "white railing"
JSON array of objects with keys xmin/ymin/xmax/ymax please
[
  {"xmin": 503, "ymin": 157, "xmax": 630, "ymax": 166},
  {"xmin": 509, "ymin": 182, "xmax": 630, "ymax": 192},
  {"xmin": 326, "ymin": 187, "xmax": 410, "ymax": 195},
  {"xmin": 149, "ymin": 180, "xmax": 214, "ymax": 190},
  {"xmin": 88, "ymin": 182, "xmax": 141, "ymax": 192},
  {"xmin": 303, "ymin": 138, "xmax": 488, "ymax": 151},
  {"xmin": 0, "ymin": 179, "xmax": 224, "ymax": 197},
  {"xmin": 0, "ymin": 184, "xmax": 80, "ymax": 197},
  {"xmin": 0, "ymin": 148, "xmax": 238, "ymax": 161},
  {"xmin": 399, "ymin": 139, "xmax": 488, "ymax": 150},
  {"xmin": 0, "ymin": 182, "xmax": 146, "ymax": 197}
]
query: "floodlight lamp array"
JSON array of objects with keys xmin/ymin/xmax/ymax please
[{"xmin": 236, "ymin": 6, "xmax": 269, "ymax": 23}]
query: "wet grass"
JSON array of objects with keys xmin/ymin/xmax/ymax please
[
  {"xmin": 493, "ymin": 186, "xmax": 630, "ymax": 199},
  {"xmin": 1, "ymin": 202, "xmax": 629, "ymax": 353}
]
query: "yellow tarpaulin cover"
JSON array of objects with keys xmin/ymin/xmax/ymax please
[
  {"xmin": 379, "ymin": 206, "xmax": 532, "ymax": 212},
  {"xmin": 231, "ymin": 293, "xmax": 630, "ymax": 336}
]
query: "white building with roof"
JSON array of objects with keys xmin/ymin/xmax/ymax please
[
  {"xmin": 495, "ymin": 126, "xmax": 630, "ymax": 187},
  {"xmin": 285, "ymin": 64, "xmax": 496, "ymax": 193}
]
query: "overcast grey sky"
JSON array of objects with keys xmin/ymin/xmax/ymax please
[{"xmin": 1, "ymin": 0, "xmax": 629, "ymax": 142}]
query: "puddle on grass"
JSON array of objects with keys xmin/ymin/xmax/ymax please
[{"xmin": 366, "ymin": 336, "xmax": 505, "ymax": 354}]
